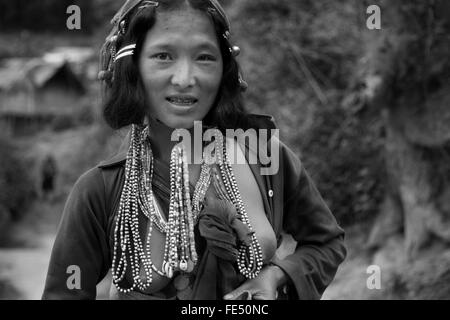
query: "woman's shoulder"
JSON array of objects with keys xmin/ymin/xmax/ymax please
[
  {"xmin": 67, "ymin": 131, "xmax": 129, "ymax": 209},
  {"xmin": 71, "ymin": 166, "xmax": 107, "ymax": 200},
  {"xmin": 246, "ymin": 113, "xmax": 277, "ymax": 130},
  {"xmin": 96, "ymin": 130, "xmax": 129, "ymax": 170},
  {"xmin": 246, "ymin": 113, "xmax": 299, "ymax": 158},
  {"xmin": 71, "ymin": 155, "xmax": 126, "ymax": 201}
]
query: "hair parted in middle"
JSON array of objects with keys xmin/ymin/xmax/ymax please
[{"xmin": 102, "ymin": 0, "xmax": 252, "ymax": 131}]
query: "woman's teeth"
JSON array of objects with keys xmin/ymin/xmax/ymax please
[{"xmin": 167, "ymin": 97, "xmax": 197, "ymax": 105}]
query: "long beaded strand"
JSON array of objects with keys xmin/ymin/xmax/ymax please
[
  {"xmin": 112, "ymin": 126, "xmax": 204, "ymax": 292},
  {"xmin": 215, "ymin": 130, "xmax": 264, "ymax": 279},
  {"xmin": 112, "ymin": 125, "xmax": 153, "ymax": 292}
]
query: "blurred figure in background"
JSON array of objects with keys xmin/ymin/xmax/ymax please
[{"xmin": 40, "ymin": 154, "xmax": 58, "ymax": 200}]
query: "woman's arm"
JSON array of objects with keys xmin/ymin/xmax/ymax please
[
  {"xmin": 270, "ymin": 143, "xmax": 347, "ymax": 300},
  {"xmin": 224, "ymin": 137, "xmax": 346, "ymax": 300},
  {"xmin": 42, "ymin": 168, "xmax": 111, "ymax": 299}
]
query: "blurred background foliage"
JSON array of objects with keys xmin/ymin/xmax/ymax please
[{"xmin": 232, "ymin": 0, "xmax": 385, "ymax": 227}]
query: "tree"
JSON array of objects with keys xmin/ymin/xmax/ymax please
[{"xmin": 363, "ymin": 0, "xmax": 450, "ymax": 258}]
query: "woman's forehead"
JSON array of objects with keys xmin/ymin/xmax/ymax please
[{"xmin": 143, "ymin": 8, "xmax": 219, "ymax": 48}]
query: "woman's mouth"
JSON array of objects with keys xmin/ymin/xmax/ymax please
[{"xmin": 166, "ymin": 96, "xmax": 198, "ymax": 106}]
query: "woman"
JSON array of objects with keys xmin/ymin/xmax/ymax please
[{"xmin": 42, "ymin": 0, "xmax": 346, "ymax": 300}]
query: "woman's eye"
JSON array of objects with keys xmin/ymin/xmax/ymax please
[
  {"xmin": 197, "ymin": 54, "xmax": 216, "ymax": 62},
  {"xmin": 151, "ymin": 53, "xmax": 172, "ymax": 61}
]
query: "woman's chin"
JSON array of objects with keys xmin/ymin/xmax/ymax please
[
  {"xmin": 160, "ymin": 112, "xmax": 209, "ymax": 129},
  {"xmin": 160, "ymin": 117, "xmax": 198, "ymax": 130}
]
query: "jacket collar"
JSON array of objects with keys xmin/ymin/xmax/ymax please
[
  {"xmin": 97, "ymin": 113, "xmax": 277, "ymax": 169},
  {"xmin": 97, "ymin": 130, "xmax": 131, "ymax": 168}
]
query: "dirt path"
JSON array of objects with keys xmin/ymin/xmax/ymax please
[
  {"xmin": 0, "ymin": 235, "xmax": 54, "ymax": 299},
  {"xmin": 0, "ymin": 198, "xmax": 111, "ymax": 300},
  {"xmin": 0, "ymin": 198, "xmax": 62, "ymax": 299}
]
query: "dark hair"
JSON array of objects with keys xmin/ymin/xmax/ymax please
[{"xmin": 102, "ymin": 0, "xmax": 251, "ymax": 131}]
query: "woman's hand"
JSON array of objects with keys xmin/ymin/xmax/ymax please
[{"xmin": 223, "ymin": 264, "xmax": 287, "ymax": 300}]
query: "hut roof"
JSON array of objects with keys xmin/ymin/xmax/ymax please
[{"xmin": 0, "ymin": 58, "xmax": 85, "ymax": 91}]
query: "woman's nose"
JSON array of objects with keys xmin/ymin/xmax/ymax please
[{"xmin": 171, "ymin": 59, "xmax": 195, "ymax": 89}]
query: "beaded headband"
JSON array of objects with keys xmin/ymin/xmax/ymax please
[{"xmin": 98, "ymin": 0, "xmax": 247, "ymax": 90}]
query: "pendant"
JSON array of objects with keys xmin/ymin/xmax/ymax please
[
  {"xmin": 163, "ymin": 261, "xmax": 174, "ymax": 278},
  {"xmin": 186, "ymin": 259, "xmax": 195, "ymax": 273},
  {"xmin": 167, "ymin": 266, "xmax": 174, "ymax": 278},
  {"xmin": 179, "ymin": 259, "xmax": 188, "ymax": 271}
]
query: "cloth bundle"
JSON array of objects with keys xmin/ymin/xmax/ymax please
[{"xmin": 187, "ymin": 186, "xmax": 253, "ymax": 300}]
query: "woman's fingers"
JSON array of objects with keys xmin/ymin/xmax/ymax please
[
  {"xmin": 224, "ymin": 289, "xmax": 252, "ymax": 300},
  {"xmin": 250, "ymin": 289, "xmax": 278, "ymax": 300},
  {"xmin": 223, "ymin": 282, "xmax": 252, "ymax": 300}
]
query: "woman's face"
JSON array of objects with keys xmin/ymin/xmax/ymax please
[{"xmin": 139, "ymin": 8, "xmax": 223, "ymax": 129}]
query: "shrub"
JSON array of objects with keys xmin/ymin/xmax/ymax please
[
  {"xmin": 231, "ymin": 0, "xmax": 385, "ymax": 226},
  {"xmin": 298, "ymin": 105, "xmax": 386, "ymax": 226}
]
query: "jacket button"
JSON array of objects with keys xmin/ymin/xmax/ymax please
[{"xmin": 268, "ymin": 189, "xmax": 274, "ymax": 197}]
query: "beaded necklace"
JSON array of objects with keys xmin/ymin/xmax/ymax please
[
  {"xmin": 212, "ymin": 129, "xmax": 263, "ymax": 279},
  {"xmin": 111, "ymin": 125, "xmax": 263, "ymax": 293}
]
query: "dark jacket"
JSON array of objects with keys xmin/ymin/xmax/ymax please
[{"xmin": 42, "ymin": 114, "xmax": 346, "ymax": 300}]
